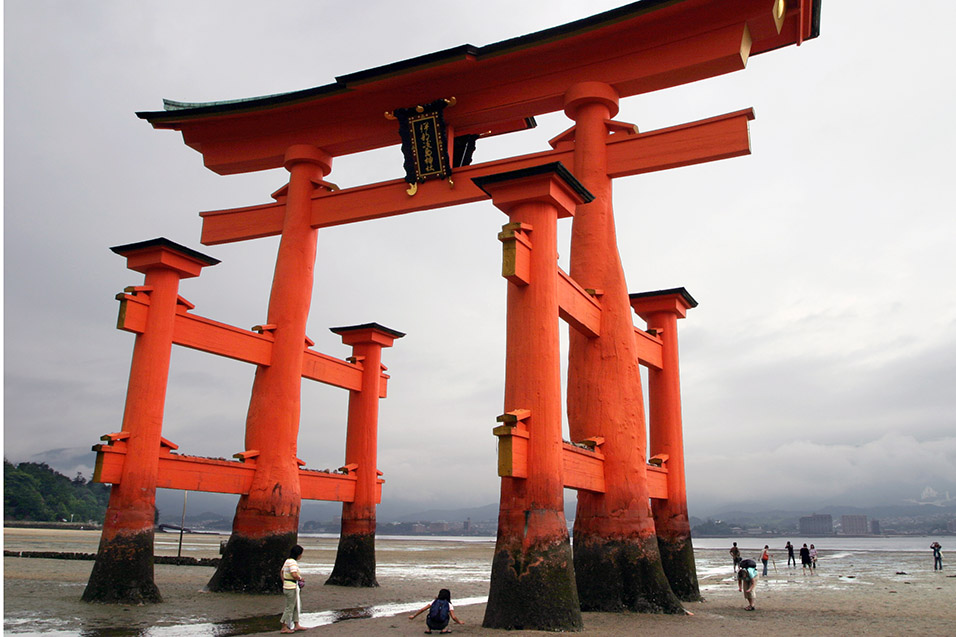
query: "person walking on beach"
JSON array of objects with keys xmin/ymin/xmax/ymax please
[
  {"xmin": 931, "ymin": 542, "xmax": 943, "ymax": 570},
  {"xmin": 737, "ymin": 558, "xmax": 758, "ymax": 611},
  {"xmin": 809, "ymin": 543, "xmax": 818, "ymax": 570},
  {"xmin": 280, "ymin": 545, "xmax": 309, "ymax": 633},
  {"xmin": 730, "ymin": 542, "xmax": 742, "ymax": 572},
  {"xmin": 409, "ymin": 588, "xmax": 465, "ymax": 634},
  {"xmin": 786, "ymin": 541, "xmax": 796, "ymax": 567},
  {"xmin": 800, "ymin": 543, "xmax": 813, "ymax": 574},
  {"xmin": 761, "ymin": 545, "xmax": 772, "ymax": 576}
]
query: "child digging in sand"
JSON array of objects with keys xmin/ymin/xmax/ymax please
[{"xmin": 409, "ymin": 588, "xmax": 465, "ymax": 634}]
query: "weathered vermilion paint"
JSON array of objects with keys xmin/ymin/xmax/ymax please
[
  {"xmin": 475, "ymin": 165, "xmax": 590, "ymax": 631},
  {"xmin": 564, "ymin": 82, "xmax": 683, "ymax": 613},
  {"xmin": 327, "ymin": 324, "xmax": 403, "ymax": 587},
  {"xmin": 139, "ymin": 1, "xmax": 817, "ymax": 173},
  {"xmin": 631, "ymin": 289, "xmax": 701, "ymax": 601},
  {"xmin": 84, "ymin": 240, "xmax": 218, "ymax": 603},
  {"xmin": 109, "ymin": 0, "xmax": 820, "ymax": 620},
  {"xmin": 209, "ymin": 145, "xmax": 333, "ymax": 593}
]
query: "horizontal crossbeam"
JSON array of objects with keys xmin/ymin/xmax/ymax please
[
  {"xmin": 558, "ymin": 268, "xmax": 602, "ymax": 338},
  {"xmin": 92, "ymin": 436, "xmax": 382, "ymax": 503},
  {"xmin": 493, "ymin": 425, "xmax": 668, "ymax": 498},
  {"xmin": 562, "ymin": 443, "xmax": 606, "ymax": 493},
  {"xmin": 117, "ymin": 291, "xmax": 386, "ymax": 396},
  {"xmin": 634, "ymin": 327, "xmax": 664, "ymax": 370},
  {"xmin": 199, "ymin": 109, "xmax": 754, "ymax": 245}
]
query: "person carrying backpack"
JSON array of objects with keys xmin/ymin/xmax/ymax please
[
  {"xmin": 737, "ymin": 559, "xmax": 759, "ymax": 611},
  {"xmin": 409, "ymin": 588, "xmax": 465, "ymax": 633}
]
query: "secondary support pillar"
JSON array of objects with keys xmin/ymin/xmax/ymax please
[
  {"xmin": 83, "ymin": 238, "xmax": 219, "ymax": 603},
  {"xmin": 326, "ymin": 323, "xmax": 404, "ymax": 587},
  {"xmin": 630, "ymin": 288, "xmax": 701, "ymax": 601},
  {"xmin": 474, "ymin": 163, "xmax": 591, "ymax": 631},
  {"xmin": 563, "ymin": 82, "xmax": 683, "ymax": 613},
  {"xmin": 209, "ymin": 144, "xmax": 332, "ymax": 593}
]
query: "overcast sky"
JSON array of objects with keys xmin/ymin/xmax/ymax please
[{"xmin": 5, "ymin": 1, "xmax": 956, "ymax": 518}]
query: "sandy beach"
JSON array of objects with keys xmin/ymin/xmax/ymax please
[{"xmin": 4, "ymin": 528, "xmax": 954, "ymax": 636}]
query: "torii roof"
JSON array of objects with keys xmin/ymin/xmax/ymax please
[{"xmin": 137, "ymin": 0, "xmax": 820, "ymax": 175}]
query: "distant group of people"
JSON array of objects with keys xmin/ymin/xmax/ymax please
[
  {"xmin": 275, "ymin": 538, "xmax": 946, "ymax": 627},
  {"xmin": 730, "ymin": 541, "xmax": 818, "ymax": 576},
  {"xmin": 729, "ymin": 540, "xmax": 820, "ymax": 611},
  {"xmin": 791, "ymin": 541, "xmax": 818, "ymax": 573},
  {"xmin": 729, "ymin": 539, "xmax": 947, "ymax": 612}
]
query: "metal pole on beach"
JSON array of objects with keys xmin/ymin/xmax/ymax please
[{"xmin": 178, "ymin": 491, "xmax": 188, "ymax": 558}]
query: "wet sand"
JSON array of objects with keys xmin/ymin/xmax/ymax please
[{"xmin": 4, "ymin": 528, "xmax": 955, "ymax": 636}]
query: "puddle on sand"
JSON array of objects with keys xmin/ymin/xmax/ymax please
[{"xmin": 6, "ymin": 597, "xmax": 489, "ymax": 636}]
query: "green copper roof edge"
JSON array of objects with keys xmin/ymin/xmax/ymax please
[
  {"xmin": 137, "ymin": 0, "xmax": 821, "ymax": 124},
  {"xmin": 135, "ymin": 0, "xmax": 684, "ymax": 123}
]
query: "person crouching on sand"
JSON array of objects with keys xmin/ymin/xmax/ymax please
[
  {"xmin": 280, "ymin": 545, "xmax": 309, "ymax": 633},
  {"xmin": 409, "ymin": 588, "xmax": 465, "ymax": 634},
  {"xmin": 737, "ymin": 559, "xmax": 758, "ymax": 611}
]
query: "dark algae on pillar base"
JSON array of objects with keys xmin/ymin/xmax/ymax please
[
  {"xmin": 82, "ymin": 530, "xmax": 162, "ymax": 603},
  {"xmin": 207, "ymin": 532, "xmax": 297, "ymax": 593},
  {"xmin": 326, "ymin": 532, "xmax": 378, "ymax": 587},
  {"xmin": 483, "ymin": 538, "xmax": 583, "ymax": 631},
  {"xmin": 572, "ymin": 534, "xmax": 685, "ymax": 613},
  {"xmin": 657, "ymin": 533, "xmax": 701, "ymax": 602}
]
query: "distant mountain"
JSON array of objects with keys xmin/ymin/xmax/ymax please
[
  {"xmin": 21, "ymin": 447, "xmax": 953, "ymax": 531},
  {"xmin": 393, "ymin": 502, "xmax": 500, "ymax": 523}
]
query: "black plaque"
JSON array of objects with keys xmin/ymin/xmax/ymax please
[{"xmin": 394, "ymin": 99, "xmax": 452, "ymax": 188}]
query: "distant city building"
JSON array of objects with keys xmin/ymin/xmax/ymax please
[
  {"xmin": 841, "ymin": 515, "xmax": 868, "ymax": 535},
  {"xmin": 947, "ymin": 518, "xmax": 956, "ymax": 533},
  {"xmin": 799, "ymin": 513, "xmax": 833, "ymax": 535},
  {"xmin": 871, "ymin": 519, "xmax": 881, "ymax": 535}
]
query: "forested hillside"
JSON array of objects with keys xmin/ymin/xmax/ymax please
[{"xmin": 4, "ymin": 460, "xmax": 109, "ymax": 523}]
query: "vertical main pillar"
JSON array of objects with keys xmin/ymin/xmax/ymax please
[
  {"xmin": 209, "ymin": 145, "xmax": 332, "ymax": 593},
  {"xmin": 83, "ymin": 238, "xmax": 219, "ymax": 603},
  {"xmin": 564, "ymin": 82, "xmax": 683, "ymax": 613},
  {"xmin": 630, "ymin": 288, "xmax": 701, "ymax": 601},
  {"xmin": 326, "ymin": 323, "xmax": 404, "ymax": 587},
  {"xmin": 474, "ymin": 163, "xmax": 591, "ymax": 631}
]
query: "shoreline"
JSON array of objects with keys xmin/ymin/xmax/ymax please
[{"xmin": 4, "ymin": 528, "xmax": 954, "ymax": 636}]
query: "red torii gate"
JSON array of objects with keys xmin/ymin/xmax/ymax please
[
  {"xmin": 83, "ymin": 0, "xmax": 820, "ymax": 630},
  {"xmin": 82, "ymin": 237, "xmax": 402, "ymax": 602}
]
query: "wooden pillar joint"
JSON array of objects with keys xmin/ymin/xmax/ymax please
[{"xmin": 498, "ymin": 222, "xmax": 533, "ymax": 286}]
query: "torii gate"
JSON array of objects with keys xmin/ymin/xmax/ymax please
[{"xmin": 83, "ymin": 0, "xmax": 820, "ymax": 630}]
